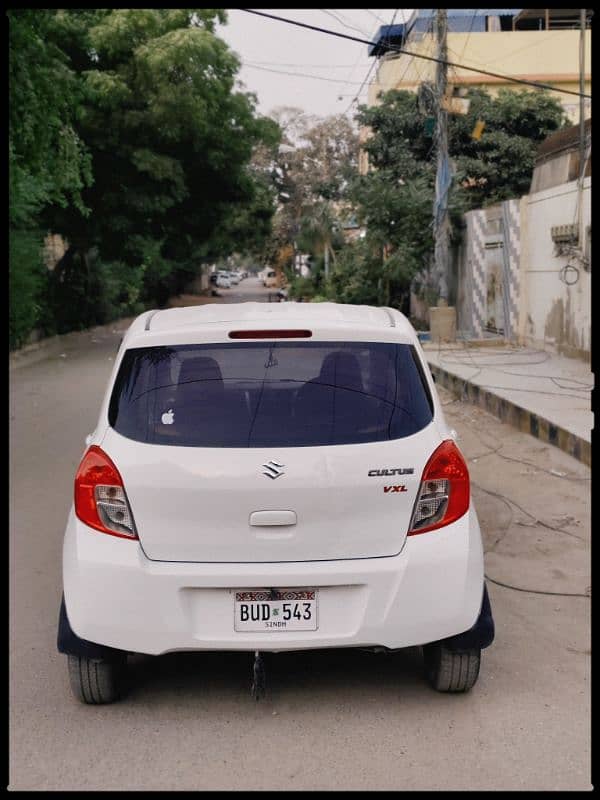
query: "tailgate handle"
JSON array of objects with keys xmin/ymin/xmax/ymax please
[{"xmin": 249, "ymin": 510, "xmax": 297, "ymax": 527}]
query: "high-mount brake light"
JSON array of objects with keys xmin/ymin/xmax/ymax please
[
  {"xmin": 408, "ymin": 440, "xmax": 470, "ymax": 535},
  {"xmin": 228, "ymin": 329, "xmax": 312, "ymax": 339},
  {"xmin": 74, "ymin": 446, "xmax": 138, "ymax": 539}
]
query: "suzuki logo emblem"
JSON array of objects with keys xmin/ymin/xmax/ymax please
[{"xmin": 262, "ymin": 460, "xmax": 285, "ymax": 480}]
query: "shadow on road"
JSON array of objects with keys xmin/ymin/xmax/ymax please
[{"xmin": 126, "ymin": 646, "xmax": 425, "ymax": 703}]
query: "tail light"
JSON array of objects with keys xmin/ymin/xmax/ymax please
[
  {"xmin": 74, "ymin": 446, "xmax": 138, "ymax": 539},
  {"xmin": 408, "ymin": 440, "xmax": 470, "ymax": 535}
]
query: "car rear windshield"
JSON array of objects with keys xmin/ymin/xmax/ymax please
[{"xmin": 108, "ymin": 341, "xmax": 434, "ymax": 448}]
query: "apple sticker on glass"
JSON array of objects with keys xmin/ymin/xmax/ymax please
[{"xmin": 161, "ymin": 409, "xmax": 174, "ymax": 425}]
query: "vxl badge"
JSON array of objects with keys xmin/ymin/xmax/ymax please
[{"xmin": 262, "ymin": 461, "xmax": 285, "ymax": 480}]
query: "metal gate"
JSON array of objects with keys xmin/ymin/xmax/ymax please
[{"xmin": 483, "ymin": 240, "xmax": 506, "ymax": 335}]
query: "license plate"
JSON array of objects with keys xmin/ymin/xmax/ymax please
[{"xmin": 234, "ymin": 589, "xmax": 318, "ymax": 632}]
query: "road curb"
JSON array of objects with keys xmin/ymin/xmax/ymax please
[
  {"xmin": 9, "ymin": 318, "xmax": 134, "ymax": 372},
  {"xmin": 428, "ymin": 362, "xmax": 591, "ymax": 468},
  {"xmin": 9, "ymin": 336, "xmax": 63, "ymax": 371}
]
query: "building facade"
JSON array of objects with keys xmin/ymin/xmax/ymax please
[{"xmin": 360, "ymin": 9, "xmax": 591, "ymax": 173}]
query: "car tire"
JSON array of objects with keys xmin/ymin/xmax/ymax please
[
  {"xmin": 423, "ymin": 643, "xmax": 481, "ymax": 692},
  {"xmin": 68, "ymin": 654, "xmax": 127, "ymax": 704}
]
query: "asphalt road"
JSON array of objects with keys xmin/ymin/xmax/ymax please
[{"xmin": 9, "ymin": 279, "xmax": 591, "ymax": 790}]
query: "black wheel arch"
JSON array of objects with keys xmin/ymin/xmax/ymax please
[
  {"xmin": 57, "ymin": 594, "xmax": 127, "ymax": 660},
  {"xmin": 441, "ymin": 582, "xmax": 495, "ymax": 652}
]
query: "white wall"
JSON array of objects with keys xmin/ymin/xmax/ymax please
[{"xmin": 519, "ymin": 177, "xmax": 590, "ymax": 358}]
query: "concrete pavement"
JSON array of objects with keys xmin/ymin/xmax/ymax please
[
  {"xmin": 9, "ymin": 279, "xmax": 591, "ymax": 790},
  {"xmin": 13, "ymin": 284, "xmax": 592, "ymax": 468},
  {"xmin": 423, "ymin": 343, "xmax": 592, "ymax": 466}
]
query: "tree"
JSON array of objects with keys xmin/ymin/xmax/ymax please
[
  {"xmin": 298, "ymin": 201, "xmax": 342, "ymax": 277},
  {"xmin": 9, "ymin": 9, "xmax": 92, "ymax": 227},
  {"xmin": 9, "ymin": 9, "xmax": 94, "ymax": 347},
  {"xmin": 44, "ymin": 9, "xmax": 279, "ymax": 314},
  {"xmin": 336, "ymin": 86, "xmax": 568, "ymax": 309},
  {"xmin": 258, "ymin": 111, "xmax": 358, "ymax": 286}
]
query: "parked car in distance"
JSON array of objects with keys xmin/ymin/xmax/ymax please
[
  {"xmin": 216, "ymin": 275, "xmax": 231, "ymax": 288},
  {"xmin": 210, "ymin": 273, "xmax": 218, "ymax": 284},
  {"xmin": 58, "ymin": 302, "xmax": 494, "ymax": 703}
]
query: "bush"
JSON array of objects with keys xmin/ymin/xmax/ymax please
[
  {"xmin": 288, "ymin": 275, "xmax": 318, "ymax": 302},
  {"xmin": 9, "ymin": 229, "xmax": 47, "ymax": 349},
  {"xmin": 47, "ymin": 247, "xmax": 147, "ymax": 334}
]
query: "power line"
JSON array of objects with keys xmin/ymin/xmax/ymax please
[
  {"xmin": 243, "ymin": 62, "xmax": 368, "ymax": 85},
  {"xmin": 365, "ymin": 10, "xmax": 387, "ymax": 25},
  {"xmin": 446, "ymin": 31, "xmax": 557, "ymax": 73},
  {"xmin": 320, "ymin": 9, "xmax": 372, "ymax": 38},
  {"xmin": 344, "ymin": 9, "xmax": 400, "ymax": 115},
  {"xmin": 448, "ymin": 8, "xmax": 479, "ymax": 86},
  {"xmin": 341, "ymin": 8, "xmax": 412, "ymax": 108},
  {"xmin": 343, "ymin": 59, "xmax": 376, "ymax": 114},
  {"xmin": 246, "ymin": 60, "xmax": 361, "ymax": 69},
  {"xmin": 240, "ymin": 9, "xmax": 592, "ymax": 99},
  {"xmin": 394, "ymin": 13, "xmax": 435, "ymax": 91},
  {"xmin": 336, "ymin": 13, "xmax": 384, "ymax": 109}
]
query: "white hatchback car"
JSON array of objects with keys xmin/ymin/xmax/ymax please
[{"xmin": 58, "ymin": 302, "xmax": 494, "ymax": 703}]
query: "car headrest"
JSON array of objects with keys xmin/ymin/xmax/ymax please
[
  {"xmin": 317, "ymin": 351, "xmax": 364, "ymax": 392},
  {"xmin": 178, "ymin": 356, "xmax": 223, "ymax": 388}
]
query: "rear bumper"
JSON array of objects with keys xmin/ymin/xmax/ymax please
[{"xmin": 62, "ymin": 506, "xmax": 489, "ymax": 656}]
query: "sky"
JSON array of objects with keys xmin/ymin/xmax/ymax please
[{"xmin": 217, "ymin": 9, "xmax": 414, "ymax": 122}]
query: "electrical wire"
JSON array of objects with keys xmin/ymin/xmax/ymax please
[
  {"xmin": 484, "ymin": 450, "xmax": 592, "ymax": 480},
  {"xmin": 437, "ymin": 345, "xmax": 593, "ymax": 401},
  {"xmin": 343, "ymin": 9, "xmax": 400, "ymax": 115},
  {"xmin": 463, "ymin": 418, "xmax": 591, "ymax": 482},
  {"xmin": 447, "ymin": 8, "xmax": 479, "ymax": 88},
  {"xmin": 474, "ymin": 478, "xmax": 589, "ymax": 598},
  {"xmin": 336, "ymin": 13, "xmax": 384, "ymax": 108},
  {"xmin": 472, "ymin": 481, "xmax": 584, "ymax": 540},
  {"xmin": 485, "ymin": 575, "xmax": 590, "ymax": 598},
  {"xmin": 459, "ymin": 8, "xmax": 479, "ymax": 62},
  {"xmin": 320, "ymin": 9, "xmax": 372, "ymax": 39},
  {"xmin": 343, "ymin": 61, "xmax": 377, "ymax": 114},
  {"xmin": 396, "ymin": 12, "xmax": 435, "ymax": 90},
  {"xmin": 446, "ymin": 31, "xmax": 557, "ymax": 72},
  {"xmin": 246, "ymin": 60, "xmax": 361, "ymax": 69},
  {"xmin": 441, "ymin": 385, "xmax": 591, "ymax": 599},
  {"xmin": 365, "ymin": 10, "xmax": 387, "ymax": 25},
  {"xmin": 240, "ymin": 9, "xmax": 592, "ymax": 99},
  {"xmin": 243, "ymin": 62, "xmax": 368, "ymax": 85}
]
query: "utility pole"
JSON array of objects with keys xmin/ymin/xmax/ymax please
[
  {"xmin": 432, "ymin": 8, "xmax": 450, "ymax": 305},
  {"xmin": 579, "ymin": 8, "xmax": 586, "ymax": 154},
  {"xmin": 578, "ymin": 8, "xmax": 587, "ymax": 248}
]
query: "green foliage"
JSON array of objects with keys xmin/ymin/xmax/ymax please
[
  {"xmin": 47, "ymin": 248, "xmax": 149, "ymax": 334},
  {"xmin": 332, "ymin": 86, "xmax": 568, "ymax": 310},
  {"xmin": 9, "ymin": 230, "xmax": 47, "ymax": 349},
  {"xmin": 448, "ymin": 88, "xmax": 568, "ymax": 207},
  {"xmin": 288, "ymin": 275, "xmax": 318, "ymax": 302},
  {"xmin": 326, "ymin": 239, "xmax": 381, "ymax": 307},
  {"xmin": 8, "ymin": 9, "xmax": 93, "ymax": 225},
  {"xmin": 45, "ymin": 9, "xmax": 277, "ymax": 294},
  {"xmin": 358, "ymin": 87, "xmax": 567, "ymax": 208},
  {"xmin": 256, "ymin": 109, "xmax": 358, "ymax": 270},
  {"xmin": 9, "ymin": 8, "xmax": 278, "ymax": 347}
]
